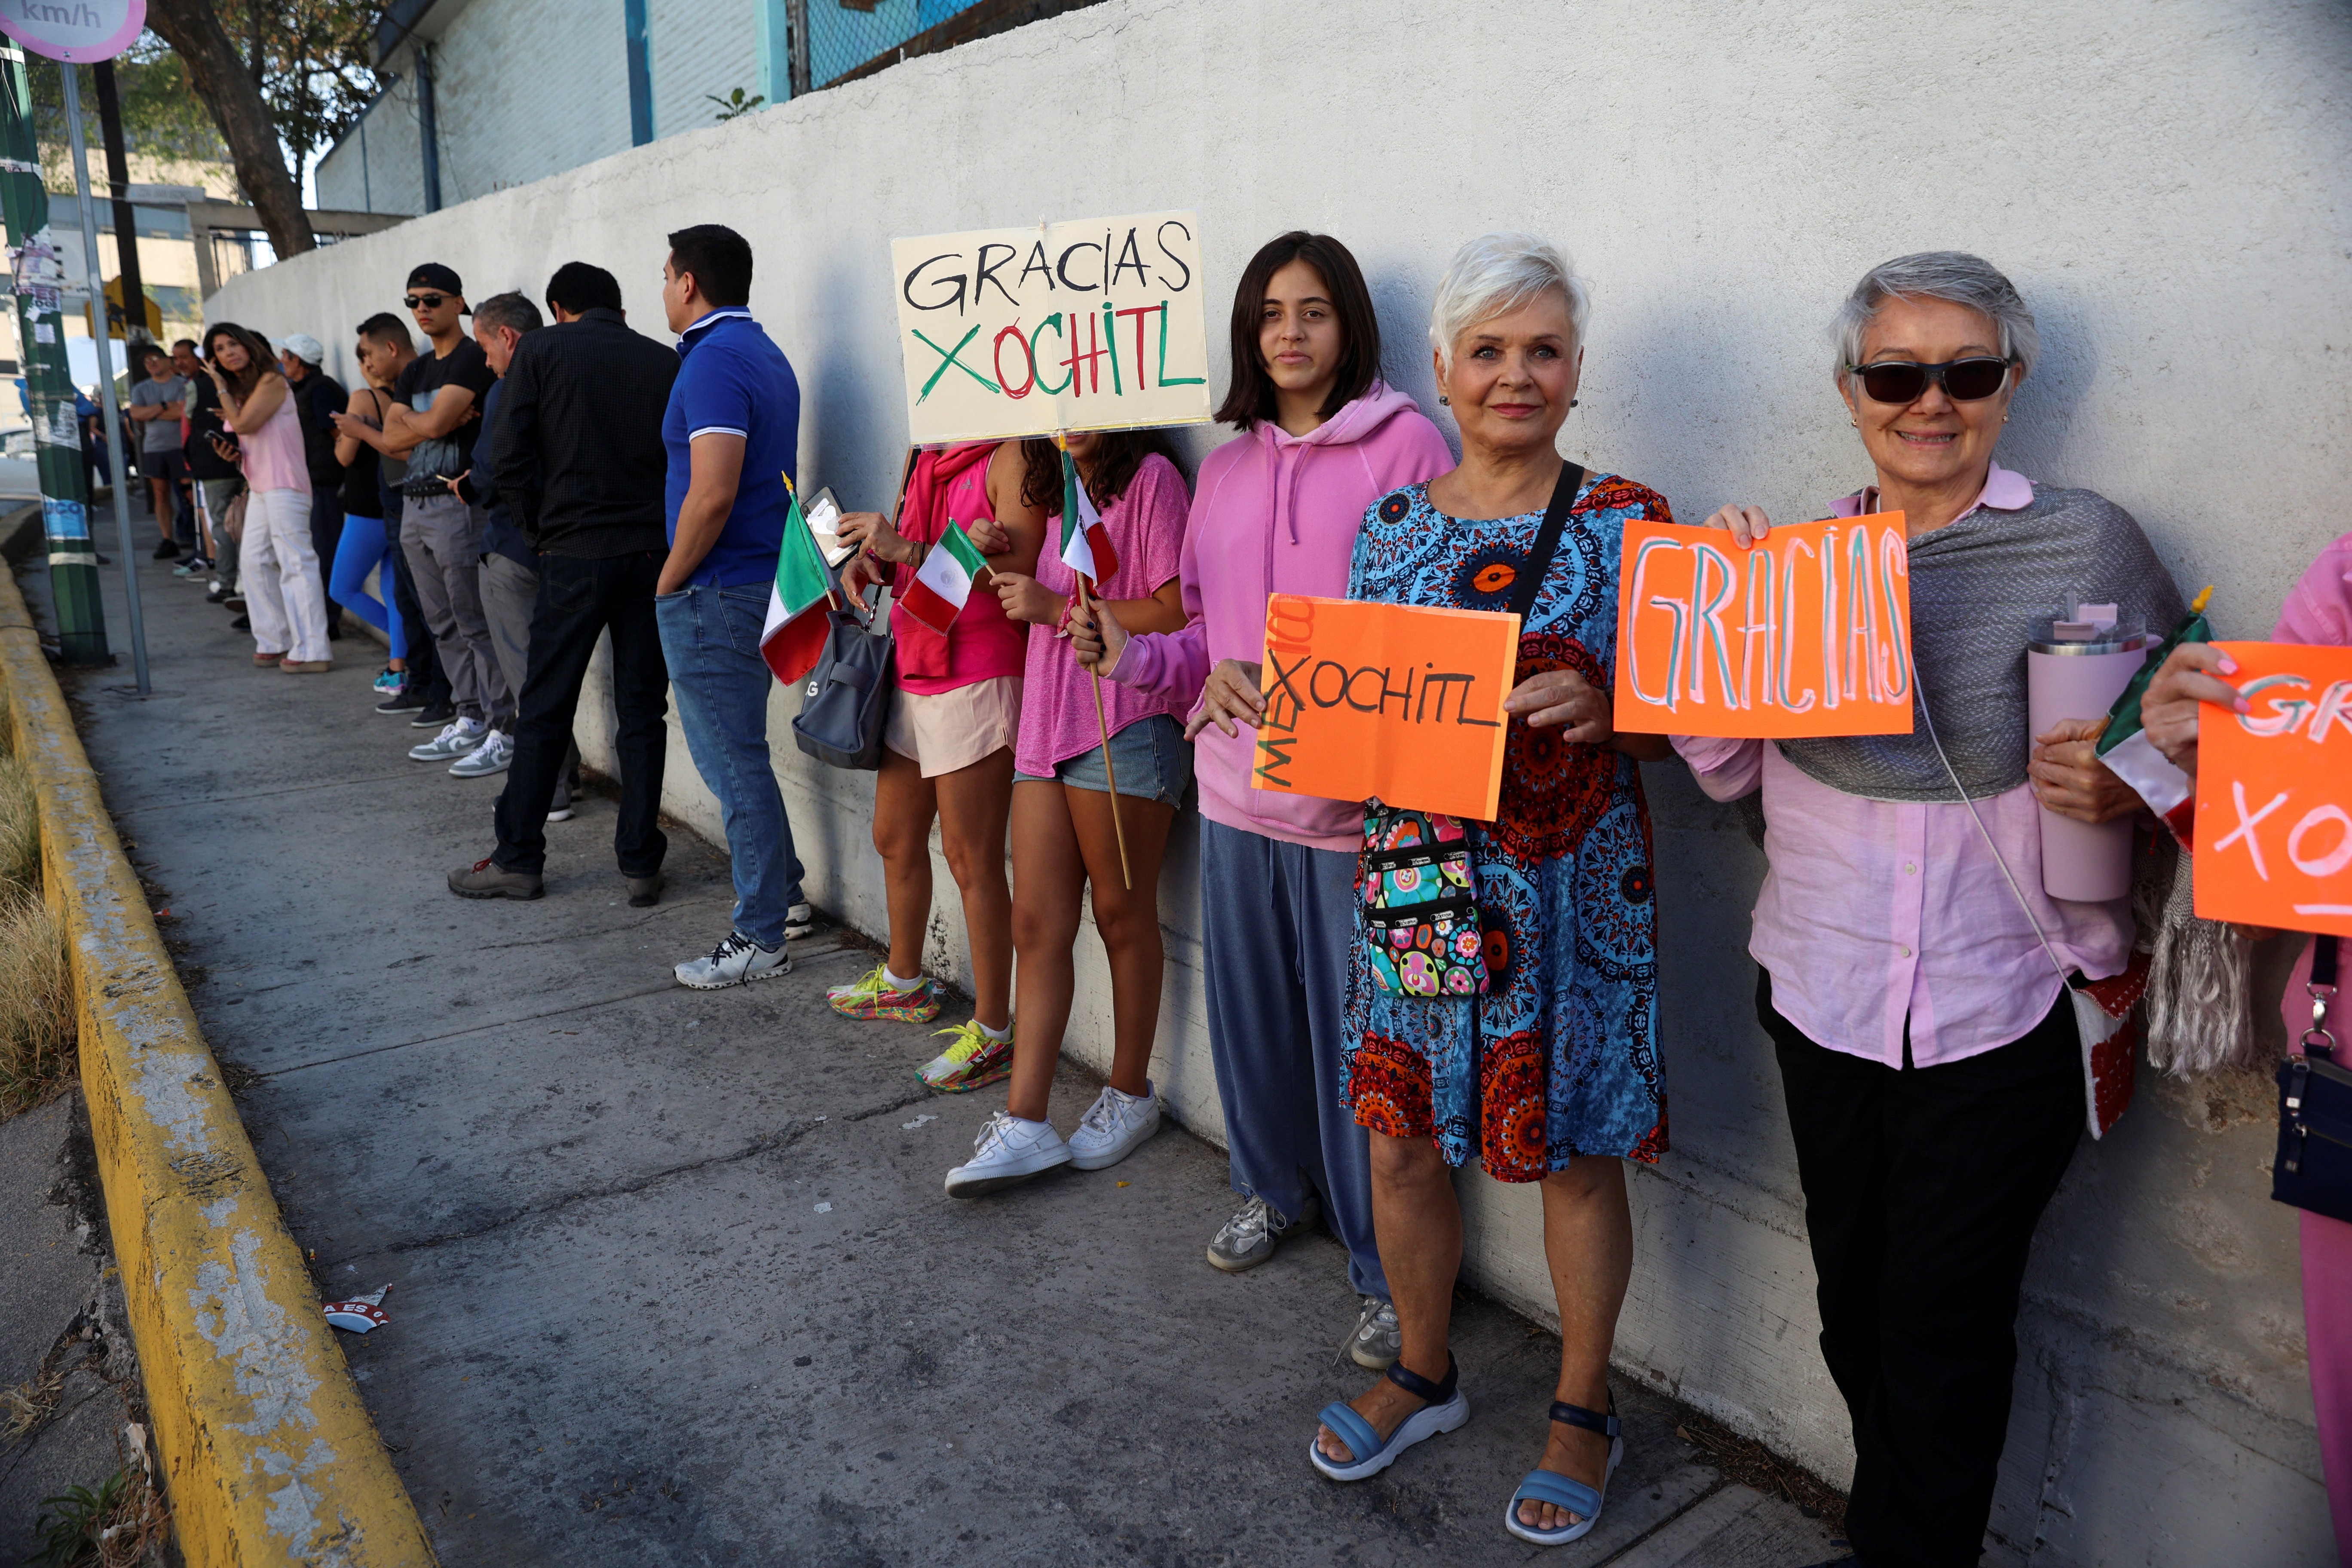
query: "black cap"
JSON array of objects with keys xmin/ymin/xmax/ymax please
[{"xmin": 406, "ymin": 263, "xmax": 464, "ymax": 299}]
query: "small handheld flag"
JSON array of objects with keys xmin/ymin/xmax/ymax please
[
  {"xmin": 1059, "ymin": 446, "xmax": 1120, "ymax": 586},
  {"xmin": 899, "ymin": 521, "xmax": 989, "ymax": 637},
  {"xmin": 760, "ymin": 475, "xmax": 839, "ymax": 686},
  {"xmin": 2094, "ymin": 585, "xmax": 2213, "ymax": 838}
]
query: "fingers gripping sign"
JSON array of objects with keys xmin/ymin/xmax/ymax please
[{"xmin": 2193, "ymin": 642, "xmax": 2352, "ymax": 936}]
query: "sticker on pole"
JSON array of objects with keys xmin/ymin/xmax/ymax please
[{"xmin": 0, "ymin": 0, "xmax": 147, "ymax": 63}]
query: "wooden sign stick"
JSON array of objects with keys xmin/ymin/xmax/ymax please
[{"xmin": 1077, "ymin": 574, "xmax": 1132, "ymax": 889}]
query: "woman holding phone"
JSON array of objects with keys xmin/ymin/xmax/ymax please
[{"xmin": 205, "ymin": 322, "xmax": 334, "ymax": 673}]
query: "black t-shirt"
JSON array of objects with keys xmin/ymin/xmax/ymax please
[
  {"xmin": 341, "ymin": 386, "xmax": 387, "ymax": 517},
  {"xmin": 184, "ymin": 374, "xmax": 241, "ymax": 481},
  {"xmin": 392, "ymin": 336, "xmax": 496, "ymax": 487}
]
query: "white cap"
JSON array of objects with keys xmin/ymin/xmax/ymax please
[{"xmin": 277, "ymin": 332, "xmax": 325, "ymax": 365}]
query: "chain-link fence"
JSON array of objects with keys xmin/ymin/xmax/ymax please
[{"xmin": 805, "ymin": 0, "xmax": 1108, "ymax": 92}]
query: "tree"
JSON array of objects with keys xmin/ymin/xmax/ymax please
[{"xmin": 141, "ymin": 1, "xmax": 380, "ymax": 261}]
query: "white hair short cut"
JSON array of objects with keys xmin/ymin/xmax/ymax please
[
  {"xmin": 1428, "ymin": 232, "xmax": 1589, "ymax": 371},
  {"xmin": 1831, "ymin": 251, "xmax": 2040, "ymax": 380}
]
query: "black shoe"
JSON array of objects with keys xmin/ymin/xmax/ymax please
[
  {"xmin": 408, "ymin": 703, "xmax": 456, "ymax": 728},
  {"xmin": 224, "ymin": 594, "xmax": 246, "ymax": 610},
  {"xmin": 152, "ymin": 538, "xmax": 179, "ymax": 560},
  {"xmin": 625, "ymin": 873, "xmax": 663, "ymax": 909},
  {"xmin": 230, "ymin": 615, "xmax": 250, "ymax": 631},
  {"xmin": 205, "ymin": 583, "xmax": 231, "ymax": 604},
  {"xmin": 375, "ymin": 687, "xmax": 427, "ymax": 715},
  {"xmin": 327, "ymin": 621, "xmax": 345, "ymax": 641}
]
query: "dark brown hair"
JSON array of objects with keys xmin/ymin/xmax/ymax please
[
  {"xmin": 1213, "ymin": 231, "xmax": 1382, "ymax": 430},
  {"xmin": 1014, "ymin": 431, "xmax": 1187, "ymax": 515},
  {"xmin": 202, "ymin": 322, "xmax": 279, "ymax": 399}
]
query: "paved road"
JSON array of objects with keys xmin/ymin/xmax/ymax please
[{"xmin": 34, "ymin": 543, "xmax": 1844, "ymax": 1566}]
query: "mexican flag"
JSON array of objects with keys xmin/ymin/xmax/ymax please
[
  {"xmin": 1059, "ymin": 447, "xmax": 1119, "ymax": 586},
  {"xmin": 760, "ymin": 477, "xmax": 837, "ymax": 686},
  {"xmin": 2093, "ymin": 588, "xmax": 2212, "ymax": 841},
  {"xmin": 897, "ymin": 521, "xmax": 988, "ymax": 637}
]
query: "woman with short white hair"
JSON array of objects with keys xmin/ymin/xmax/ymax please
[
  {"xmin": 1678, "ymin": 252, "xmax": 2185, "ymax": 1568},
  {"xmin": 1305, "ymin": 232, "xmax": 1673, "ymax": 1548}
]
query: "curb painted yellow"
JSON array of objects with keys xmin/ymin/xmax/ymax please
[{"xmin": 0, "ymin": 563, "xmax": 438, "ymax": 1565}]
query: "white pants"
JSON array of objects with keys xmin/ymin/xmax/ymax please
[{"xmin": 243, "ymin": 488, "xmax": 330, "ymax": 663}]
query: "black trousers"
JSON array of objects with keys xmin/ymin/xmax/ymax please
[
  {"xmin": 1758, "ymin": 970, "xmax": 2082, "ymax": 1568},
  {"xmin": 307, "ymin": 490, "xmax": 345, "ymax": 634},
  {"xmin": 492, "ymin": 550, "xmax": 669, "ymax": 879}
]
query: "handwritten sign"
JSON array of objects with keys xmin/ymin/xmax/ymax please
[
  {"xmin": 1612, "ymin": 513, "xmax": 1914, "ymax": 738},
  {"xmin": 891, "ymin": 211, "xmax": 1212, "ymax": 445},
  {"xmin": 2192, "ymin": 641, "xmax": 2352, "ymax": 937},
  {"xmin": 1250, "ymin": 595, "xmax": 1518, "ymax": 821}
]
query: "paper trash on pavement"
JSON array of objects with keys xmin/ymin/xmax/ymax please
[{"xmin": 323, "ymin": 1285, "xmax": 393, "ymax": 1333}]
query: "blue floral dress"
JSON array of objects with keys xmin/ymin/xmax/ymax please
[{"xmin": 1342, "ymin": 476, "xmax": 1669, "ymax": 1179}]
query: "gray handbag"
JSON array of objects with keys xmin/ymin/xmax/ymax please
[{"xmin": 791, "ymin": 606, "xmax": 895, "ymax": 770}]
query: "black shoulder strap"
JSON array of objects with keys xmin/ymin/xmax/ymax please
[
  {"xmin": 2317, "ymin": 934, "xmax": 2341, "ymax": 990},
  {"xmin": 1504, "ymin": 461, "xmax": 1586, "ymax": 625}
]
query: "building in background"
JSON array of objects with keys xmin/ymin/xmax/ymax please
[{"xmin": 314, "ymin": 0, "xmax": 1102, "ymax": 216}]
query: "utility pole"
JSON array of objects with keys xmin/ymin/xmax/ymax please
[
  {"xmin": 0, "ymin": 45, "xmax": 108, "ymax": 664},
  {"xmin": 92, "ymin": 59, "xmax": 148, "ymax": 346},
  {"xmin": 58, "ymin": 64, "xmax": 147, "ymax": 691}
]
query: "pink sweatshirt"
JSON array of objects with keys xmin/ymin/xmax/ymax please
[{"xmin": 1107, "ymin": 383, "xmax": 1453, "ymax": 849}]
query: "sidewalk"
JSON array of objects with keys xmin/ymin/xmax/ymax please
[{"xmin": 38, "ymin": 542, "xmax": 1844, "ymax": 1566}]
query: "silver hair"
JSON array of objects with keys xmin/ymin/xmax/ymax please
[
  {"xmin": 1428, "ymin": 232, "xmax": 1589, "ymax": 370},
  {"xmin": 1831, "ymin": 251, "xmax": 2040, "ymax": 380}
]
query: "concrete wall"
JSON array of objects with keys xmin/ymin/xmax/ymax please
[{"xmin": 213, "ymin": 1, "xmax": 2352, "ymax": 1561}]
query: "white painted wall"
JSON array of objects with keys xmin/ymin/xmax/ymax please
[{"xmin": 216, "ymin": 2, "xmax": 2352, "ymax": 1560}]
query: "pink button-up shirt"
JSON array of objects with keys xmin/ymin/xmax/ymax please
[{"xmin": 1671, "ymin": 464, "xmax": 2136, "ymax": 1067}]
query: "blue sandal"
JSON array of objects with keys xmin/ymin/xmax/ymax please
[
  {"xmin": 1308, "ymin": 1352, "xmax": 1471, "ymax": 1481},
  {"xmin": 1504, "ymin": 1395, "xmax": 1624, "ymax": 1545}
]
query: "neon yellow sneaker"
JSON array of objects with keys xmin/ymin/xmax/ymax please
[
  {"xmin": 919, "ymin": 1020, "xmax": 1015, "ymax": 1093},
  {"xmin": 826, "ymin": 963, "xmax": 943, "ymax": 1023}
]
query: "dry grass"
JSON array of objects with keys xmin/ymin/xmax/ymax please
[
  {"xmin": 0, "ymin": 704, "xmax": 74, "ymax": 1119},
  {"xmin": 1674, "ymin": 1410, "xmax": 1848, "ymax": 1531}
]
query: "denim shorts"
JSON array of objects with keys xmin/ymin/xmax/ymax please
[{"xmin": 1014, "ymin": 712, "xmax": 1193, "ymax": 808}]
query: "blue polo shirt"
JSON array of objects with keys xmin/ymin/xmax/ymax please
[{"xmin": 663, "ymin": 307, "xmax": 801, "ymax": 588}]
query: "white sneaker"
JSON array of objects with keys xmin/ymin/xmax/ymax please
[
  {"xmin": 448, "ymin": 728, "xmax": 513, "ymax": 778},
  {"xmin": 673, "ymin": 930, "xmax": 790, "ymax": 989},
  {"xmin": 408, "ymin": 717, "xmax": 487, "ymax": 762},
  {"xmin": 784, "ymin": 901, "xmax": 815, "ymax": 941},
  {"xmin": 944, "ymin": 1111, "xmax": 1072, "ymax": 1198},
  {"xmin": 1067, "ymin": 1081, "xmax": 1161, "ymax": 1171}
]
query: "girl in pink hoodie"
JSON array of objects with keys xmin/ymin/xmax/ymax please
[{"xmin": 1075, "ymin": 232, "xmax": 1452, "ymax": 1365}]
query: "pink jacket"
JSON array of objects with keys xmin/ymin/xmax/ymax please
[{"xmin": 1108, "ymin": 383, "xmax": 1452, "ymax": 849}]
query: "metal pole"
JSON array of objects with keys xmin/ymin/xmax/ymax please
[
  {"xmin": 93, "ymin": 61, "xmax": 149, "ymax": 347},
  {"xmin": 60, "ymin": 65, "xmax": 146, "ymax": 694}
]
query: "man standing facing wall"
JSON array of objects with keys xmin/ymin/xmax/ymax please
[
  {"xmin": 654, "ymin": 225, "xmax": 811, "ymax": 989},
  {"xmin": 449, "ymin": 261, "xmax": 679, "ymax": 905}
]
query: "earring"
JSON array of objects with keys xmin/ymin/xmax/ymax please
[
  {"xmin": 1438, "ymin": 395, "xmax": 1449, "ymax": 405},
  {"xmin": 1569, "ymin": 398, "xmax": 1579, "ymax": 407},
  {"xmin": 2003, "ymin": 413, "xmax": 2010, "ymax": 423}
]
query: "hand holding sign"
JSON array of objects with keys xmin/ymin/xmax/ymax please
[
  {"xmin": 1614, "ymin": 512, "xmax": 1914, "ymax": 738},
  {"xmin": 2192, "ymin": 641, "xmax": 2352, "ymax": 937}
]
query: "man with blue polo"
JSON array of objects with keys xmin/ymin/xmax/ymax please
[{"xmin": 655, "ymin": 223, "xmax": 812, "ymax": 989}]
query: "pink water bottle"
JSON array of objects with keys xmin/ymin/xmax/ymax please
[{"xmin": 2027, "ymin": 605, "xmax": 2150, "ymax": 902}]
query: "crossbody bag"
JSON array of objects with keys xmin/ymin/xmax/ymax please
[
  {"xmin": 1361, "ymin": 463, "xmax": 1585, "ymax": 998},
  {"xmin": 2274, "ymin": 935, "xmax": 2349, "ymax": 1222}
]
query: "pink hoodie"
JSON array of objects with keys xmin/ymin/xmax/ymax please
[{"xmin": 1108, "ymin": 382, "xmax": 1453, "ymax": 849}]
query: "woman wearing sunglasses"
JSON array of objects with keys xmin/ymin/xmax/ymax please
[{"xmin": 1674, "ymin": 252, "xmax": 2186, "ymax": 1568}]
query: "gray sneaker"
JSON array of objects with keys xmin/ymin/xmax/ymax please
[
  {"xmin": 447, "ymin": 728, "xmax": 513, "ymax": 778},
  {"xmin": 1206, "ymin": 1191, "xmax": 1319, "ymax": 1273},
  {"xmin": 674, "ymin": 930, "xmax": 790, "ymax": 989},
  {"xmin": 1347, "ymin": 1296, "xmax": 1401, "ymax": 1370},
  {"xmin": 408, "ymin": 717, "xmax": 487, "ymax": 762}
]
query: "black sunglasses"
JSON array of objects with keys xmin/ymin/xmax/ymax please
[
  {"xmin": 404, "ymin": 293, "xmax": 449, "ymax": 310},
  {"xmin": 1846, "ymin": 356, "xmax": 2013, "ymax": 405}
]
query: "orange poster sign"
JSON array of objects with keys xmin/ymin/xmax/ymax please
[
  {"xmin": 1612, "ymin": 513, "xmax": 1914, "ymax": 738},
  {"xmin": 1250, "ymin": 594, "xmax": 1519, "ymax": 821},
  {"xmin": 2192, "ymin": 641, "xmax": 2352, "ymax": 938}
]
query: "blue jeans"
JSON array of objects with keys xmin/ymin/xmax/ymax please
[{"xmin": 654, "ymin": 584, "xmax": 804, "ymax": 947}]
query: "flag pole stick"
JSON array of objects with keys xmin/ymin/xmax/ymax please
[{"xmin": 1077, "ymin": 573, "xmax": 1131, "ymax": 890}]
